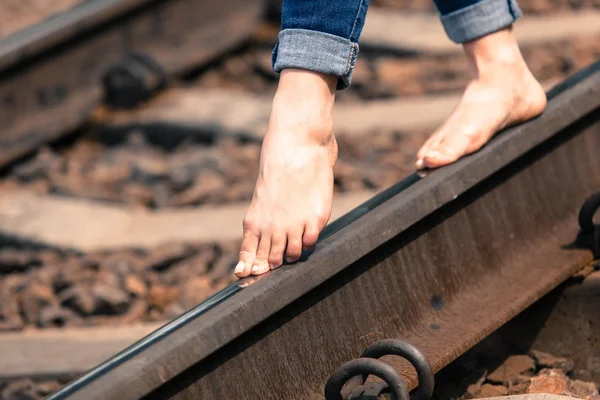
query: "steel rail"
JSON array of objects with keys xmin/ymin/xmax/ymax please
[
  {"xmin": 0, "ymin": 0, "xmax": 263, "ymax": 169},
  {"xmin": 49, "ymin": 60, "xmax": 600, "ymax": 399}
]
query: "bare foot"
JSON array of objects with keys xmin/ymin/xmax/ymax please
[
  {"xmin": 416, "ymin": 26, "xmax": 547, "ymax": 169},
  {"xmin": 234, "ymin": 70, "xmax": 338, "ymax": 278}
]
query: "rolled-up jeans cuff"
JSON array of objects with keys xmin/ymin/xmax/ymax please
[
  {"xmin": 272, "ymin": 29, "xmax": 359, "ymax": 90},
  {"xmin": 441, "ymin": 0, "xmax": 522, "ymax": 43}
]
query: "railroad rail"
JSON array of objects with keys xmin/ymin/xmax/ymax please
[
  {"xmin": 0, "ymin": 0, "xmax": 264, "ymax": 169},
  {"xmin": 44, "ymin": 59, "xmax": 600, "ymax": 399}
]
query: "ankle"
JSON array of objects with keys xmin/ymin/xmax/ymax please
[
  {"xmin": 274, "ymin": 69, "xmax": 336, "ymax": 108},
  {"xmin": 463, "ymin": 27, "xmax": 525, "ymax": 78},
  {"xmin": 269, "ymin": 69, "xmax": 337, "ymax": 146}
]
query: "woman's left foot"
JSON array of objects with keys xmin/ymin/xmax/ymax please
[{"xmin": 416, "ymin": 26, "xmax": 547, "ymax": 169}]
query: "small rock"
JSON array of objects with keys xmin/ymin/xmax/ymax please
[
  {"xmin": 208, "ymin": 253, "xmax": 237, "ymax": 280},
  {"xmin": 530, "ymin": 349, "xmax": 575, "ymax": 373},
  {"xmin": 0, "ymin": 294, "xmax": 24, "ymax": 331},
  {"xmin": 161, "ymin": 249, "xmax": 213, "ymax": 284},
  {"xmin": 121, "ymin": 183, "xmax": 153, "ymax": 207},
  {"xmin": 86, "ymin": 163, "xmax": 130, "ymax": 186},
  {"xmin": 101, "ymin": 252, "xmax": 143, "ymax": 276},
  {"xmin": 508, "ymin": 381, "xmax": 531, "ymax": 395},
  {"xmin": 180, "ymin": 276, "xmax": 212, "ymax": 308},
  {"xmin": 125, "ymin": 275, "xmax": 147, "ymax": 297},
  {"xmin": 527, "ymin": 372, "xmax": 570, "ymax": 395},
  {"xmin": 19, "ymin": 282, "xmax": 58, "ymax": 325},
  {"xmin": 3, "ymin": 274, "xmax": 28, "ymax": 293},
  {"xmin": 569, "ymin": 380, "xmax": 599, "ymax": 397},
  {"xmin": 460, "ymin": 368, "xmax": 487, "ymax": 399},
  {"xmin": 1, "ymin": 378, "xmax": 38, "ymax": 400},
  {"xmin": 119, "ymin": 299, "xmax": 148, "ymax": 324},
  {"xmin": 38, "ymin": 305, "xmax": 79, "ymax": 328},
  {"xmin": 164, "ymin": 302, "xmax": 186, "ymax": 320},
  {"xmin": 538, "ymin": 368, "xmax": 568, "ymax": 377},
  {"xmin": 144, "ymin": 243, "xmax": 192, "ymax": 271},
  {"xmin": 149, "ymin": 284, "xmax": 180, "ymax": 310},
  {"xmin": 95, "ymin": 270, "xmax": 122, "ymax": 288},
  {"xmin": 92, "ymin": 283, "xmax": 130, "ymax": 314},
  {"xmin": 37, "ymin": 249, "xmax": 63, "ymax": 265},
  {"xmin": 507, "ymin": 374, "xmax": 532, "ymax": 392},
  {"xmin": 59, "ymin": 285, "xmax": 98, "ymax": 315},
  {"xmin": 507, "ymin": 374, "xmax": 532, "ymax": 395},
  {"xmin": 0, "ymin": 249, "xmax": 38, "ymax": 273},
  {"xmin": 487, "ymin": 355, "xmax": 536, "ymax": 384},
  {"xmin": 571, "ymin": 263, "xmax": 596, "ymax": 281},
  {"xmin": 130, "ymin": 156, "xmax": 168, "ymax": 184},
  {"xmin": 171, "ymin": 171, "xmax": 225, "ymax": 206},
  {"xmin": 475, "ymin": 383, "xmax": 508, "ymax": 398},
  {"xmin": 33, "ymin": 380, "xmax": 63, "ymax": 396}
]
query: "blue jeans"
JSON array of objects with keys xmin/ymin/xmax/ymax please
[{"xmin": 272, "ymin": 0, "xmax": 522, "ymax": 90}]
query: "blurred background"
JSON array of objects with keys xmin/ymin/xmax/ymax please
[{"xmin": 0, "ymin": 0, "xmax": 598, "ymax": 398}]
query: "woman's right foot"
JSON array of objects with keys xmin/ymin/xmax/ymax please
[
  {"xmin": 235, "ymin": 70, "xmax": 338, "ymax": 278},
  {"xmin": 416, "ymin": 26, "xmax": 547, "ymax": 169}
]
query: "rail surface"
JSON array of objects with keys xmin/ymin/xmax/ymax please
[
  {"xmin": 0, "ymin": 0, "xmax": 263, "ymax": 169},
  {"xmin": 46, "ymin": 60, "xmax": 600, "ymax": 399}
]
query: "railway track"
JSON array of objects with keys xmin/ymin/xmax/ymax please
[
  {"xmin": 1, "ymin": 1, "xmax": 600, "ymax": 399},
  {"xmin": 39, "ymin": 58, "xmax": 600, "ymax": 399},
  {"xmin": 0, "ymin": 0, "xmax": 264, "ymax": 169}
]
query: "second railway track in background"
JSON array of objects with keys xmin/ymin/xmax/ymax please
[
  {"xmin": 1, "ymin": 1, "xmax": 600, "ymax": 399},
  {"xmin": 0, "ymin": 0, "xmax": 265, "ymax": 169}
]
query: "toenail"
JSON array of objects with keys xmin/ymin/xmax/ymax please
[
  {"xmin": 415, "ymin": 159, "xmax": 424, "ymax": 169},
  {"xmin": 269, "ymin": 263, "xmax": 279, "ymax": 270},
  {"xmin": 234, "ymin": 261, "xmax": 245, "ymax": 275},
  {"xmin": 426, "ymin": 150, "xmax": 440, "ymax": 160},
  {"xmin": 251, "ymin": 265, "xmax": 259, "ymax": 274}
]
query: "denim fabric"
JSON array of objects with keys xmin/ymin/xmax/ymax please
[
  {"xmin": 272, "ymin": 0, "xmax": 369, "ymax": 90},
  {"xmin": 436, "ymin": 0, "xmax": 522, "ymax": 43},
  {"xmin": 273, "ymin": 0, "xmax": 521, "ymax": 90}
]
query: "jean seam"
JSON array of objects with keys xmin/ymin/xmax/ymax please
[
  {"xmin": 439, "ymin": 0, "xmax": 522, "ymax": 43},
  {"xmin": 349, "ymin": 0, "xmax": 367, "ymax": 43},
  {"xmin": 344, "ymin": 42, "xmax": 355, "ymax": 76}
]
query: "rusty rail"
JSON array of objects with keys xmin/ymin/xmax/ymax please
[
  {"xmin": 0, "ymin": 0, "xmax": 264, "ymax": 169},
  {"xmin": 47, "ymin": 60, "xmax": 600, "ymax": 399}
]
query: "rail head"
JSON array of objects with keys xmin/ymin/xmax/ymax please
[
  {"xmin": 48, "ymin": 59, "xmax": 600, "ymax": 400},
  {"xmin": 0, "ymin": 0, "xmax": 160, "ymax": 72}
]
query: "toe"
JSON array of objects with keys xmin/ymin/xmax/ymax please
[
  {"xmin": 251, "ymin": 233, "xmax": 272, "ymax": 276},
  {"xmin": 285, "ymin": 229, "xmax": 303, "ymax": 262},
  {"xmin": 423, "ymin": 125, "xmax": 490, "ymax": 169},
  {"xmin": 416, "ymin": 129, "xmax": 447, "ymax": 169},
  {"xmin": 302, "ymin": 223, "xmax": 320, "ymax": 250},
  {"xmin": 268, "ymin": 232, "xmax": 287, "ymax": 270},
  {"xmin": 236, "ymin": 228, "xmax": 259, "ymax": 278}
]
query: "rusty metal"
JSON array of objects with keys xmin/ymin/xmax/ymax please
[
  {"xmin": 0, "ymin": 0, "xmax": 263, "ymax": 169},
  {"xmin": 102, "ymin": 52, "xmax": 166, "ymax": 109},
  {"xmin": 326, "ymin": 339, "xmax": 433, "ymax": 400},
  {"xmin": 431, "ymin": 266, "xmax": 600, "ymax": 394},
  {"xmin": 48, "ymin": 60, "xmax": 600, "ymax": 399},
  {"xmin": 474, "ymin": 268, "xmax": 600, "ymax": 385},
  {"xmin": 349, "ymin": 382, "xmax": 389, "ymax": 399},
  {"xmin": 326, "ymin": 358, "xmax": 410, "ymax": 400}
]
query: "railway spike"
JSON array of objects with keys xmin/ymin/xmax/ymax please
[
  {"xmin": 577, "ymin": 190, "xmax": 600, "ymax": 258},
  {"xmin": 102, "ymin": 53, "xmax": 167, "ymax": 109}
]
